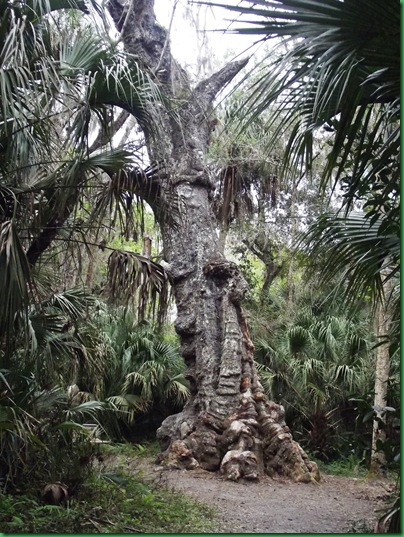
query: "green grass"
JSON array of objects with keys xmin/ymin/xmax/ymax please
[
  {"xmin": 311, "ymin": 455, "xmax": 369, "ymax": 478},
  {"xmin": 0, "ymin": 471, "xmax": 217, "ymax": 533},
  {"xmin": 102, "ymin": 440, "xmax": 161, "ymax": 459},
  {"xmin": 0, "ymin": 442, "xmax": 217, "ymax": 534}
]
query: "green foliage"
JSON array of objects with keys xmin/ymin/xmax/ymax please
[
  {"xmin": 351, "ymin": 392, "xmax": 400, "ymax": 473},
  {"xmin": 375, "ymin": 492, "xmax": 401, "ymax": 534},
  {"xmin": 299, "ymin": 212, "xmax": 400, "ymax": 319},
  {"xmin": 1, "ymin": 292, "xmax": 187, "ymax": 489},
  {"xmin": 0, "ymin": 470, "xmax": 217, "ymax": 533},
  {"xmin": 213, "ymin": 0, "xmax": 399, "ymax": 209},
  {"xmin": 253, "ymin": 280, "xmax": 379, "ymax": 461},
  {"xmin": 212, "ymin": 0, "xmax": 400, "ymax": 325},
  {"xmin": 57, "ymin": 306, "xmax": 189, "ymax": 440},
  {"xmin": 237, "ymin": 250, "xmax": 265, "ymax": 302},
  {"xmin": 0, "ymin": 370, "xmax": 108, "ymax": 491},
  {"xmin": 0, "ymin": 0, "xmax": 168, "ymax": 353},
  {"xmin": 310, "ymin": 454, "xmax": 369, "ymax": 478}
]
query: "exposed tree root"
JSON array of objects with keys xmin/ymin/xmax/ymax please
[{"xmin": 157, "ymin": 394, "xmax": 320, "ymax": 483}]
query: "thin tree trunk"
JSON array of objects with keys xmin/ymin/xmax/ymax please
[
  {"xmin": 85, "ymin": 248, "xmax": 95, "ymax": 288},
  {"xmin": 287, "ymin": 176, "xmax": 297, "ymax": 305},
  {"xmin": 370, "ymin": 277, "xmax": 393, "ymax": 475},
  {"xmin": 108, "ymin": 0, "xmax": 319, "ymax": 482}
]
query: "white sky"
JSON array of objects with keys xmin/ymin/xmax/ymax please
[{"xmin": 154, "ymin": 0, "xmax": 263, "ymax": 80}]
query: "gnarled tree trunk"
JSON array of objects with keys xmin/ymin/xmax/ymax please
[{"xmin": 108, "ymin": 0, "xmax": 319, "ymax": 483}]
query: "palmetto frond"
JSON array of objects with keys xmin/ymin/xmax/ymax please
[
  {"xmin": 107, "ymin": 394, "xmax": 149, "ymax": 424},
  {"xmin": 165, "ymin": 378, "xmax": 190, "ymax": 407},
  {"xmin": 0, "ymin": 0, "xmax": 172, "ymax": 349},
  {"xmin": 254, "ymin": 280, "xmax": 376, "ymax": 444},
  {"xmin": 300, "ymin": 211, "xmax": 400, "ymax": 304},
  {"xmin": 41, "ymin": 287, "xmax": 96, "ymax": 320},
  {"xmin": 0, "ymin": 370, "xmax": 109, "ymax": 487},
  {"xmin": 204, "ymin": 0, "xmax": 399, "ymax": 209},
  {"xmin": 287, "ymin": 325, "xmax": 312, "ymax": 356},
  {"xmin": 107, "ymin": 249, "xmax": 170, "ymax": 324},
  {"xmin": 0, "ymin": 221, "xmax": 33, "ymax": 344}
]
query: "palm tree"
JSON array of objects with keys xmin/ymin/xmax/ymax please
[
  {"xmin": 300, "ymin": 212, "xmax": 399, "ymax": 309},
  {"xmin": 0, "ymin": 0, "xmax": 176, "ymax": 493},
  {"xmin": 255, "ymin": 280, "xmax": 376, "ymax": 461},
  {"xmin": 76, "ymin": 308, "xmax": 189, "ymax": 439},
  {"xmin": 0, "ymin": 0, "xmax": 169, "ymax": 357},
  {"xmin": 0, "ymin": 369, "xmax": 108, "ymax": 490}
]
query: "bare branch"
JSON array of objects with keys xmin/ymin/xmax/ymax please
[
  {"xmin": 89, "ymin": 110, "xmax": 131, "ymax": 153},
  {"xmin": 192, "ymin": 57, "xmax": 250, "ymax": 110}
]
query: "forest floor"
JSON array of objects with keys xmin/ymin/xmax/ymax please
[{"xmin": 120, "ymin": 453, "xmax": 395, "ymax": 534}]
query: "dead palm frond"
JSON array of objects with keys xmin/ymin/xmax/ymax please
[{"xmin": 106, "ymin": 249, "xmax": 170, "ymax": 324}]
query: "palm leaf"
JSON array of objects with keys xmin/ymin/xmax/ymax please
[
  {"xmin": 203, "ymin": 0, "xmax": 399, "ymax": 211},
  {"xmin": 42, "ymin": 287, "xmax": 96, "ymax": 320},
  {"xmin": 299, "ymin": 211, "xmax": 399, "ymax": 304},
  {"xmin": 106, "ymin": 249, "xmax": 170, "ymax": 324},
  {"xmin": 287, "ymin": 325, "xmax": 311, "ymax": 356},
  {"xmin": 0, "ymin": 221, "xmax": 33, "ymax": 341}
]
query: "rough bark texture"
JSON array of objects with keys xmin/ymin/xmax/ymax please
[{"xmin": 108, "ymin": 0, "xmax": 319, "ymax": 483}]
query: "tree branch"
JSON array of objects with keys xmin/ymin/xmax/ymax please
[
  {"xmin": 192, "ymin": 57, "xmax": 250, "ymax": 110},
  {"xmin": 89, "ymin": 110, "xmax": 131, "ymax": 153},
  {"xmin": 107, "ymin": 0, "xmax": 186, "ymax": 91}
]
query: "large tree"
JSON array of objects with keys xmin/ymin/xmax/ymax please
[{"xmin": 107, "ymin": 0, "xmax": 319, "ymax": 482}]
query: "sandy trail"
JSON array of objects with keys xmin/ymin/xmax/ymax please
[{"xmin": 135, "ymin": 460, "xmax": 393, "ymax": 533}]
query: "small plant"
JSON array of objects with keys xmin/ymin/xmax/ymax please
[
  {"xmin": 375, "ymin": 493, "xmax": 400, "ymax": 534},
  {"xmin": 0, "ymin": 370, "xmax": 107, "ymax": 493},
  {"xmin": 309, "ymin": 454, "xmax": 368, "ymax": 478}
]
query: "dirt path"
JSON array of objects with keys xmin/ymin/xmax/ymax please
[{"xmin": 136, "ymin": 461, "xmax": 393, "ymax": 533}]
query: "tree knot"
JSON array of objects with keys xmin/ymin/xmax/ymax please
[
  {"xmin": 203, "ymin": 260, "xmax": 248, "ymax": 302},
  {"xmin": 203, "ymin": 260, "xmax": 238, "ymax": 280}
]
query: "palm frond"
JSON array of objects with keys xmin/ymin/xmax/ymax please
[
  {"xmin": 42, "ymin": 287, "xmax": 96, "ymax": 320},
  {"xmin": 0, "ymin": 221, "xmax": 33, "ymax": 341},
  {"xmin": 204, "ymin": 0, "xmax": 399, "ymax": 212},
  {"xmin": 106, "ymin": 249, "xmax": 170, "ymax": 324},
  {"xmin": 299, "ymin": 211, "xmax": 399, "ymax": 304},
  {"xmin": 287, "ymin": 325, "xmax": 311, "ymax": 356},
  {"xmin": 165, "ymin": 379, "xmax": 190, "ymax": 407}
]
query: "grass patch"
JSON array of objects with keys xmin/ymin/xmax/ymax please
[
  {"xmin": 312, "ymin": 456, "xmax": 369, "ymax": 477},
  {"xmin": 0, "ymin": 471, "xmax": 217, "ymax": 533},
  {"xmin": 102, "ymin": 440, "xmax": 161, "ymax": 459},
  {"xmin": 0, "ymin": 442, "xmax": 217, "ymax": 534}
]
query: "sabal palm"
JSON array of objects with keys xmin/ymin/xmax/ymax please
[
  {"xmin": 0, "ymin": 0, "xmax": 167, "ymax": 352},
  {"xmin": 300, "ymin": 211, "xmax": 400, "ymax": 316},
  {"xmin": 83, "ymin": 308, "xmax": 189, "ymax": 429},
  {"xmin": 0, "ymin": 369, "xmax": 109, "ymax": 489}
]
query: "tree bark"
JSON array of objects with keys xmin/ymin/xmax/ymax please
[
  {"xmin": 108, "ymin": 0, "xmax": 319, "ymax": 483},
  {"xmin": 370, "ymin": 276, "xmax": 393, "ymax": 475}
]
